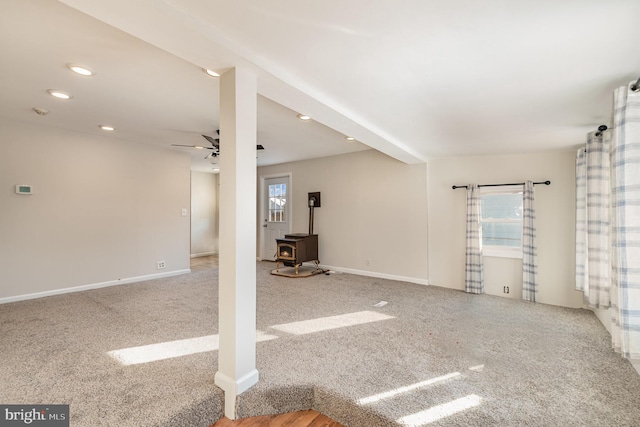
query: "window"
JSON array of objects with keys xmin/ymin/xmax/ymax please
[
  {"xmin": 268, "ymin": 183, "xmax": 287, "ymax": 222},
  {"xmin": 480, "ymin": 189, "xmax": 523, "ymax": 258}
]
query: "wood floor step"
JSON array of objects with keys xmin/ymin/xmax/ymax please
[{"xmin": 210, "ymin": 410, "xmax": 344, "ymax": 427}]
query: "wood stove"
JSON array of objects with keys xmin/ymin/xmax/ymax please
[
  {"xmin": 272, "ymin": 192, "xmax": 322, "ymax": 277},
  {"xmin": 275, "ymin": 233, "xmax": 319, "ymax": 275}
]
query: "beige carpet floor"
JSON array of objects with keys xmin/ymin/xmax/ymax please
[{"xmin": 1, "ymin": 262, "xmax": 640, "ymax": 426}]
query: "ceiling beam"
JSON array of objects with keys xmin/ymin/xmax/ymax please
[{"xmin": 58, "ymin": 0, "xmax": 425, "ymax": 164}]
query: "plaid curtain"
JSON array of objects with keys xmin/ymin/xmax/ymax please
[
  {"xmin": 610, "ymin": 82, "xmax": 640, "ymax": 359},
  {"xmin": 522, "ymin": 181, "xmax": 538, "ymax": 302},
  {"xmin": 465, "ymin": 184, "xmax": 483, "ymax": 294},
  {"xmin": 575, "ymin": 131, "xmax": 611, "ymax": 308},
  {"xmin": 575, "ymin": 148, "xmax": 587, "ymax": 293}
]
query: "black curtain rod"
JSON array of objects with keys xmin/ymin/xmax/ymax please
[{"xmin": 452, "ymin": 180, "xmax": 551, "ymax": 190}]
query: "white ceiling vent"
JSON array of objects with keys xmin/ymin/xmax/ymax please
[{"xmin": 32, "ymin": 107, "xmax": 49, "ymax": 116}]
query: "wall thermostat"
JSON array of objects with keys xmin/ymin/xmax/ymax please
[{"xmin": 15, "ymin": 185, "xmax": 33, "ymax": 195}]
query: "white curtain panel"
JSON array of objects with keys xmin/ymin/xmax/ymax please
[
  {"xmin": 610, "ymin": 82, "xmax": 640, "ymax": 359},
  {"xmin": 575, "ymin": 147, "xmax": 587, "ymax": 293},
  {"xmin": 522, "ymin": 181, "xmax": 538, "ymax": 302},
  {"xmin": 575, "ymin": 131, "xmax": 611, "ymax": 308},
  {"xmin": 465, "ymin": 184, "xmax": 483, "ymax": 294}
]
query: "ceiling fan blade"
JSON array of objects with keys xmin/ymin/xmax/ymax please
[
  {"xmin": 202, "ymin": 134, "xmax": 220, "ymax": 147},
  {"xmin": 172, "ymin": 144, "xmax": 214, "ymax": 150}
]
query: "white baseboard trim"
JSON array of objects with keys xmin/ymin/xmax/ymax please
[
  {"xmin": 319, "ymin": 264, "xmax": 429, "ymax": 286},
  {"xmin": 191, "ymin": 252, "xmax": 217, "ymax": 258},
  {"xmin": 0, "ymin": 269, "xmax": 192, "ymax": 305},
  {"xmin": 215, "ymin": 369, "xmax": 260, "ymax": 419},
  {"xmin": 215, "ymin": 369, "xmax": 260, "ymax": 395}
]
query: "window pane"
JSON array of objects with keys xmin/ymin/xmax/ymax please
[
  {"xmin": 481, "ymin": 194, "xmax": 522, "ymax": 220},
  {"xmin": 268, "ymin": 183, "xmax": 287, "ymax": 223},
  {"xmin": 268, "ymin": 202, "xmax": 286, "ymax": 222},
  {"xmin": 480, "ymin": 192, "xmax": 523, "ymax": 250},
  {"xmin": 482, "ymin": 222, "xmax": 522, "ymax": 247}
]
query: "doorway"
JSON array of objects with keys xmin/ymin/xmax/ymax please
[{"xmin": 260, "ymin": 174, "xmax": 292, "ymax": 260}]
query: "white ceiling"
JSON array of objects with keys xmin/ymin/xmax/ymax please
[
  {"xmin": 4, "ymin": 0, "xmax": 640, "ymax": 172},
  {"xmin": 0, "ymin": 0, "xmax": 370, "ymax": 173}
]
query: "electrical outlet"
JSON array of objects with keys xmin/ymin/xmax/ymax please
[
  {"xmin": 157, "ymin": 261, "xmax": 166, "ymax": 270},
  {"xmin": 365, "ymin": 259, "xmax": 372, "ymax": 267},
  {"xmin": 503, "ymin": 286, "xmax": 510, "ymax": 294}
]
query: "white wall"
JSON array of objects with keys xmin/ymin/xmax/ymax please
[
  {"xmin": 258, "ymin": 150, "xmax": 428, "ymax": 283},
  {"xmin": 427, "ymin": 151, "xmax": 584, "ymax": 308},
  {"xmin": 190, "ymin": 171, "xmax": 218, "ymax": 257},
  {"xmin": 0, "ymin": 118, "xmax": 191, "ymax": 300},
  {"xmin": 258, "ymin": 149, "xmax": 581, "ymax": 307}
]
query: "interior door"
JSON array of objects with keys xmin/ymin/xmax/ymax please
[{"xmin": 263, "ymin": 176, "xmax": 290, "ymax": 260}]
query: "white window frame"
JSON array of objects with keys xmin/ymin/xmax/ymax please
[{"xmin": 480, "ymin": 186, "xmax": 523, "ymax": 259}]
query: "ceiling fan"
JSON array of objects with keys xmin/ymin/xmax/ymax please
[{"xmin": 172, "ymin": 130, "xmax": 264, "ymax": 159}]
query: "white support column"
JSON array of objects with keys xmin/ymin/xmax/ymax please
[{"xmin": 214, "ymin": 67, "xmax": 258, "ymax": 419}]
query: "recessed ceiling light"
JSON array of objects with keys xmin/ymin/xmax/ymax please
[
  {"xmin": 99, "ymin": 125, "xmax": 115, "ymax": 131},
  {"xmin": 47, "ymin": 90, "xmax": 71, "ymax": 99},
  {"xmin": 67, "ymin": 64, "xmax": 94, "ymax": 76},
  {"xmin": 194, "ymin": 146, "xmax": 204, "ymax": 149},
  {"xmin": 297, "ymin": 114, "xmax": 311, "ymax": 121},
  {"xmin": 345, "ymin": 136, "xmax": 355, "ymax": 141},
  {"xmin": 204, "ymin": 69, "xmax": 220, "ymax": 77}
]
